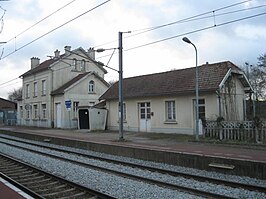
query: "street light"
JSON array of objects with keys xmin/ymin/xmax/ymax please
[{"xmin": 182, "ymin": 37, "xmax": 199, "ymax": 141}]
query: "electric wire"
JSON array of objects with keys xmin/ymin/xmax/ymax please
[
  {"xmin": 93, "ymin": 0, "xmax": 255, "ymax": 48},
  {"xmin": 0, "ymin": 0, "xmax": 111, "ymax": 60},
  {"xmin": 1, "ymin": 0, "xmax": 78, "ymax": 46}
]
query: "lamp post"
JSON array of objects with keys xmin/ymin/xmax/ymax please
[{"xmin": 182, "ymin": 37, "xmax": 199, "ymax": 141}]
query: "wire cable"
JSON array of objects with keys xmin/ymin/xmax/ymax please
[{"xmin": 0, "ymin": 0, "xmax": 111, "ymax": 60}]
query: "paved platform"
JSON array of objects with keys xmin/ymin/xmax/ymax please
[{"xmin": 0, "ymin": 126, "xmax": 266, "ymax": 179}]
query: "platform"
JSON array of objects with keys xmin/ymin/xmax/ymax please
[{"xmin": 0, "ymin": 126, "xmax": 265, "ymax": 179}]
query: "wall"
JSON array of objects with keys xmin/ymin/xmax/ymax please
[{"xmin": 106, "ymin": 93, "xmax": 219, "ymax": 134}]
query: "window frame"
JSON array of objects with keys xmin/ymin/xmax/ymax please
[
  {"xmin": 88, "ymin": 80, "xmax": 95, "ymax": 93},
  {"xmin": 26, "ymin": 84, "xmax": 30, "ymax": 98},
  {"xmin": 33, "ymin": 82, "xmax": 37, "ymax": 97},
  {"xmin": 41, "ymin": 80, "xmax": 46, "ymax": 96},
  {"xmin": 165, "ymin": 100, "xmax": 176, "ymax": 122},
  {"xmin": 41, "ymin": 104, "xmax": 47, "ymax": 119}
]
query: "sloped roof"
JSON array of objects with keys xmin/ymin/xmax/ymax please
[
  {"xmin": 100, "ymin": 61, "xmax": 248, "ymax": 100},
  {"xmin": 51, "ymin": 72, "xmax": 90, "ymax": 96},
  {"xmin": 51, "ymin": 72, "xmax": 109, "ymax": 96},
  {"xmin": 20, "ymin": 47, "xmax": 107, "ymax": 78}
]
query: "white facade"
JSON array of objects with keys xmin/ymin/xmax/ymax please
[{"xmin": 17, "ymin": 46, "xmax": 109, "ymax": 129}]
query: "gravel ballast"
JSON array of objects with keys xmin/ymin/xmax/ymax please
[{"xmin": 0, "ymin": 135, "xmax": 265, "ymax": 199}]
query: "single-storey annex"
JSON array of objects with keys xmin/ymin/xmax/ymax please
[{"xmin": 100, "ymin": 61, "xmax": 253, "ymax": 135}]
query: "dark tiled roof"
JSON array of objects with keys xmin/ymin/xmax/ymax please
[
  {"xmin": 100, "ymin": 61, "xmax": 243, "ymax": 100},
  {"xmin": 21, "ymin": 58, "xmax": 58, "ymax": 77},
  {"xmin": 51, "ymin": 72, "xmax": 90, "ymax": 96}
]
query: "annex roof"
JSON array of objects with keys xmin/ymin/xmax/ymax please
[
  {"xmin": 100, "ymin": 61, "xmax": 250, "ymax": 100},
  {"xmin": 51, "ymin": 72, "xmax": 109, "ymax": 96}
]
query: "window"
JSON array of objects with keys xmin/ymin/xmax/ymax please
[
  {"xmin": 73, "ymin": 101, "xmax": 79, "ymax": 119},
  {"xmin": 80, "ymin": 59, "xmax": 85, "ymax": 72},
  {"xmin": 26, "ymin": 109, "xmax": 30, "ymax": 119},
  {"xmin": 42, "ymin": 104, "xmax": 47, "ymax": 119},
  {"xmin": 198, "ymin": 99, "xmax": 206, "ymax": 120},
  {"xmin": 20, "ymin": 106, "xmax": 23, "ymax": 119},
  {"xmin": 41, "ymin": 80, "xmax": 46, "ymax": 95},
  {"xmin": 33, "ymin": 82, "xmax": 37, "ymax": 97},
  {"xmin": 26, "ymin": 84, "xmax": 30, "ymax": 98},
  {"xmin": 33, "ymin": 104, "xmax": 38, "ymax": 119},
  {"xmin": 118, "ymin": 102, "xmax": 126, "ymax": 121},
  {"xmin": 88, "ymin": 80, "xmax": 95, "ymax": 93},
  {"xmin": 72, "ymin": 58, "xmax": 77, "ymax": 70},
  {"xmin": 165, "ymin": 101, "xmax": 176, "ymax": 121}
]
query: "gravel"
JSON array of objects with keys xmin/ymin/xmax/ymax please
[{"xmin": 0, "ymin": 134, "xmax": 265, "ymax": 199}]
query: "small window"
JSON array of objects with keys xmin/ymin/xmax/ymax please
[
  {"xmin": 20, "ymin": 106, "xmax": 23, "ymax": 119},
  {"xmin": 73, "ymin": 101, "xmax": 79, "ymax": 119},
  {"xmin": 42, "ymin": 104, "xmax": 47, "ymax": 119},
  {"xmin": 72, "ymin": 58, "xmax": 77, "ymax": 70},
  {"xmin": 41, "ymin": 80, "xmax": 46, "ymax": 95},
  {"xmin": 118, "ymin": 102, "xmax": 126, "ymax": 121},
  {"xmin": 26, "ymin": 84, "xmax": 30, "ymax": 98},
  {"xmin": 33, "ymin": 104, "xmax": 38, "ymax": 119},
  {"xmin": 165, "ymin": 101, "xmax": 176, "ymax": 121},
  {"xmin": 88, "ymin": 80, "xmax": 95, "ymax": 93},
  {"xmin": 80, "ymin": 59, "xmax": 86, "ymax": 72},
  {"xmin": 33, "ymin": 82, "xmax": 37, "ymax": 97}
]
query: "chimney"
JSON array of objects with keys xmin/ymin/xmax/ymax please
[
  {"xmin": 206, "ymin": 62, "xmax": 209, "ymax": 65},
  {"xmin": 31, "ymin": 57, "xmax": 40, "ymax": 69},
  {"xmin": 64, "ymin": 46, "xmax": 71, "ymax": 56},
  {"xmin": 54, "ymin": 49, "xmax": 60, "ymax": 58},
  {"xmin": 87, "ymin": 47, "xmax": 95, "ymax": 60}
]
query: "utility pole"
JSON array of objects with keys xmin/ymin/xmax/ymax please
[{"xmin": 118, "ymin": 31, "xmax": 124, "ymax": 141}]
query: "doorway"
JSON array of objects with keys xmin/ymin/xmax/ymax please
[
  {"xmin": 139, "ymin": 102, "xmax": 151, "ymax": 132},
  {"xmin": 79, "ymin": 109, "xmax": 89, "ymax": 129}
]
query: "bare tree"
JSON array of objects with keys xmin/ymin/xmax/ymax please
[{"xmin": 8, "ymin": 87, "xmax": 22, "ymax": 102}]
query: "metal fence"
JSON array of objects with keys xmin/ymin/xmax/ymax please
[{"xmin": 204, "ymin": 120, "xmax": 266, "ymax": 143}]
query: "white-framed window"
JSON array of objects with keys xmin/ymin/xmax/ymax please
[
  {"xmin": 165, "ymin": 101, "xmax": 176, "ymax": 121},
  {"xmin": 80, "ymin": 59, "xmax": 86, "ymax": 72},
  {"xmin": 33, "ymin": 104, "xmax": 38, "ymax": 119},
  {"xmin": 72, "ymin": 58, "xmax": 77, "ymax": 70},
  {"xmin": 41, "ymin": 80, "xmax": 46, "ymax": 95},
  {"xmin": 41, "ymin": 104, "xmax": 47, "ymax": 119},
  {"xmin": 193, "ymin": 98, "xmax": 206, "ymax": 120},
  {"xmin": 26, "ymin": 84, "xmax": 30, "ymax": 98},
  {"xmin": 33, "ymin": 82, "xmax": 37, "ymax": 97},
  {"xmin": 26, "ymin": 109, "xmax": 31, "ymax": 119},
  {"xmin": 88, "ymin": 80, "xmax": 95, "ymax": 93},
  {"xmin": 118, "ymin": 102, "xmax": 126, "ymax": 121},
  {"xmin": 73, "ymin": 101, "xmax": 79, "ymax": 119},
  {"xmin": 20, "ymin": 106, "xmax": 23, "ymax": 119}
]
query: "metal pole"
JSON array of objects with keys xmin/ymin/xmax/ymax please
[
  {"xmin": 118, "ymin": 32, "xmax": 124, "ymax": 140},
  {"xmin": 191, "ymin": 43, "xmax": 199, "ymax": 141}
]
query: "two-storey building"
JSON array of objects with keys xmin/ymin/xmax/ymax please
[{"xmin": 17, "ymin": 46, "xmax": 109, "ymax": 128}]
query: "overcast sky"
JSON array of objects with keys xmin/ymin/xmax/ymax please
[{"xmin": 0, "ymin": 0, "xmax": 265, "ymax": 99}]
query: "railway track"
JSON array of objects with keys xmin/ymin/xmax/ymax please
[
  {"xmin": 0, "ymin": 135, "xmax": 265, "ymax": 198},
  {"xmin": 0, "ymin": 153, "xmax": 115, "ymax": 199}
]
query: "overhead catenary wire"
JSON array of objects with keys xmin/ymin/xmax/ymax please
[
  {"xmin": 93, "ymin": 0, "xmax": 255, "ymax": 48},
  {"xmin": 0, "ymin": 0, "xmax": 78, "ymax": 46},
  {"xmin": 0, "ymin": 0, "xmax": 111, "ymax": 60}
]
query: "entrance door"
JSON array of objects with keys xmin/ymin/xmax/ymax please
[
  {"xmin": 79, "ymin": 109, "xmax": 89, "ymax": 129},
  {"xmin": 55, "ymin": 103, "xmax": 61, "ymax": 128},
  {"xmin": 139, "ymin": 102, "xmax": 151, "ymax": 132}
]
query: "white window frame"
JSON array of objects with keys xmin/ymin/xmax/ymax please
[
  {"xmin": 73, "ymin": 101, "xmax": 79, "ymax": 119},
  {"xmin": 80, "ymin": 59, "xmax": 86, "ymax": 72},
  {"xmin": 33, "ymin": 104, "xmax": 38, "ymax": 119},
  {"xmin": 41, "ymin": 80, "xmax": 46, "ymax": 95},
  {"xmin": 26, "ymin": 84, "xmax": 30, "ymax": 98},
  {"xmin": 88, "ymin": 80, "xmax": 95, "ymax": 93},
  {"xmin": 165, "ymin": 100, "xmax": 176, "ymax": 121},
  {"xmin": 41, "ymin": 104, "xmax": 47, "ymax": 119},
  {"xmin": 33, "ymin": 82, "xmax": 37, "ymax": 97},
  {"xmin": 72, "ymin": 58, "xmax": 77, "ymax": 71}
]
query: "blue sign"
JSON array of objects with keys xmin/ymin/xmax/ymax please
[{"xmin": 65, "ymin": 100, "xmax": 71, "ymax": 109}]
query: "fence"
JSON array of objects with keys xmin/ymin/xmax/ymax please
[{"xmin": 205, "ymin": 120, "xmax": 266, "ymax": 143}]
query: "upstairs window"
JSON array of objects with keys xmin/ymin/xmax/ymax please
[
  {"xmin": 88, "ymin": 80, "xmax": 95, "ymax": 93},
  {"xmin": 33, "ymin": 82, "xmax": 37, "ymax": 97},
  {"xmin": 80, "ymin": 59, "xmax": 86, "ymax": 72},
  {"xmin": 41, "ymin": 80, "xmax": 46, "ymax": 95},
  {"xmin": 26, "ymin": 84, "xmax": 30, "ymax": 98},
  {"xmin": 72, "ymin": 58, "xmax": 77, "ymax": 70}
]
